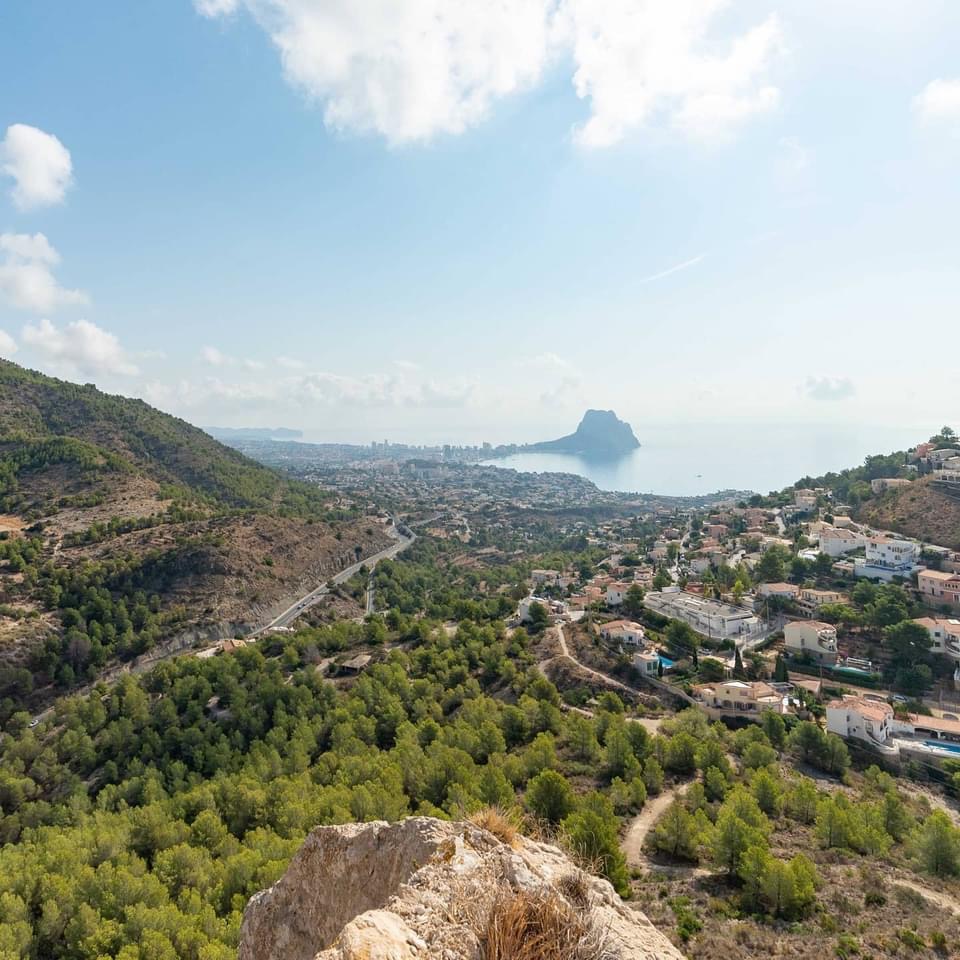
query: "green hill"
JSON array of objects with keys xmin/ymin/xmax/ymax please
[
  {"xmin": 0, "ymin": 359, "xmax": 327, "ymax": 516},
  {"xmin": 0, "ymin": 360, "xmax": 388, "ymax": 717}
]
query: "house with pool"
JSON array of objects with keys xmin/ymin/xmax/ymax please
[{"xmin": 827, "ymin": 694, "xmax": 960, "ymax": 760}]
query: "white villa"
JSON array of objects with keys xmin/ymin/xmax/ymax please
[
  {"xmin": 826, "ymin": 696, "xmax": 893, "ymax": 746},
  {"xmin": 913, "ymin": 617, "xmax": 960, "ymax": 660},
  {"xmin": 693, "ymin": 679, "xmax": 789, "ymax": 716},
  {"xmin": 854, "ymin": 536, "xmax": 922, "ymax": 582},
  {"xmin": 819, "ymin": 526, "xmax": 867, "ymax": 557},
  {"xmin": 605, "ymin": 582, "xmax": 634, "ymax": 607},
  {"xmin": 784, "ymin": 620, "xmax": 839, "ymax": 665},
  {"xmin": 600, "ymin": 619, "xmax": 646, "ymax": 646},
  {"xmin": 633, "ymin": 649, "xmax": 661, "ymax": 677}
]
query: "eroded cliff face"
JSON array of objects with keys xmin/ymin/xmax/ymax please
[{"xmin": 238, "ymin": 817, "xmax": 684, "ymax": 960}]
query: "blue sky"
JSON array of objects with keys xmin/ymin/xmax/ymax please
[{"xmin": 1, "ymin": 0, "xmax": 959, "ymax": 443}]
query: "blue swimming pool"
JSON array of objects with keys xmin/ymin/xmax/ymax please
[
  {"xmin": 835, "ymin": 666, "xmax": 874, "ymax": 677},
  {"xmin": 925, "ymin": 740, "xmax": 960, "ymax": 754},
  {"xmin": 658, "ymin": 654, "xmax": 676, "ymax": 670}
]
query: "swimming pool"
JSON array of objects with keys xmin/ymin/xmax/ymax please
[
  {"xmin": 658, "ymin": 654, "xmax": 676, "ymax": 670},
  {"xmin": 924, "ymin": 740, "xmax": 960, "ymax": 754}
]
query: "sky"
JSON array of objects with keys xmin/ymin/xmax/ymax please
[{"xmin": 1, "ymin": 0, "xmax": 959, "ymax": 445}]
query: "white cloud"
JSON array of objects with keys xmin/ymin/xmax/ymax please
[
  {"xmin": 276, "ymin": 355, "xmax": 305, "ymax": 370},
  {"xmin": 202, "ymin": 345, "xmax": 266, "ymax": 369},
  {"xmin": 0, "ymin": 232, "xmax": 88, "ymax": 313},
  {"xmin": 801, "ymin": 376, "xmax": 855, "ymax": 402},
  {"xmin": 0, "ymin": 330, "xmax": 17, "ymax": 357},
  {"xmin": 22, "ymin": 318, "xmax": 139, "ymax": 377},
  {"xmin": 1, "ymin": 124, "xmax": 73, "ymax": 209},
  {"xmin": 146, "ymin": 367, "xmax": 473, "ymax": 413},
  {"xmin": 196, "ymin": 0, "xmax": 781, "ymax": 146},
  {"xmin": 198, "ymin": 0, "xmax": 557, "ymax": 144},
  {"xmin": 564, "ymin": 0, "xmax": 782, "ymax": 146},
  {"xmin": 195, "ymin": 0, "xmax": 239, "ymax": 15},
  {"xmin": 913, "ymin": 78, "xmax": 960, "ymax": 127},
  {"xmin": 202, "ymin": 345, "xmax": 229, "ymax": 366}
]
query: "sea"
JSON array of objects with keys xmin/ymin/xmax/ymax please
[{"xmin": 482, "ymin": 422, "xmax": 926, "ymax": 498}]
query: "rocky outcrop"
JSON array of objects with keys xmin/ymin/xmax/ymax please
[
  {"xmin": 239, "ymin": 817, "xmax": 684, "ymax": 960},
  {"xmin": 531, "ymin": 410, "xmax": 641, "ymax": 457}
]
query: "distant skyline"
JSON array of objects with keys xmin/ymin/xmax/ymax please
[{"xmin": 2, "ymin": 1, "xmax": 960, "ymax": 443}]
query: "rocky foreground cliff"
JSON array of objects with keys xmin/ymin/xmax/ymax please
[{"xmin": 239, "ymin": 817, "xmax": 683, "ymax": 960}]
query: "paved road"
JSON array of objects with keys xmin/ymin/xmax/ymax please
[
  {"xmin": 251, "ymin": 525, "xmax": 413, "ymax": 635},
  {"xmin": 25, "ymin": 525, "xmax": 414, "ymax": 724}
]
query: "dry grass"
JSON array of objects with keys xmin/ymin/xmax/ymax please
[
  {"xmin": 469, "ymin": 807, "xmax": 521, "ymax": 847},
  {"xmin": 481, "ymin": 889, "xmax": 610, "ymax": 960}
]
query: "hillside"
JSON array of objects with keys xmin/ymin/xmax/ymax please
[
  {"xmin": 0, "ymin": 360, "xmax": 389, "ymax": 717},
  {"xmin": 858, "ymin": 474, "xmax": 960, "ymax": 550},
  {"xmin": 0, "ymin": 360, "xmax": 328, "ymax": 515}
]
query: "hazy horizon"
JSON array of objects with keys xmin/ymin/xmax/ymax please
[{"xmin": 3, "ymin": 2, "xmax": 960, "ymax": 436}]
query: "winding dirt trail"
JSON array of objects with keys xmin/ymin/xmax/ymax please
[
  {"xmin": 892, "ymin": 879, "xmax": 960, "ymax": 916},
  {"xmin": 622, "ymin": 781, "xmax": 700, "ymax": 871}
]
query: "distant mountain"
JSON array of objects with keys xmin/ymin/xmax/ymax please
[
  {"xmin": 529, "ymin": 410, "xmax": 641, "ymax": 457},
  {"xmin": 207, "ymin": 426, "xmax": 303, "ymax": 442}
]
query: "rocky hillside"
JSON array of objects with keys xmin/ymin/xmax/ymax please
[
  {"xmin": 239, "ymin": 817, "xmax": 683, "ymax": 960},
  {"xmin": 0, "ymin": 360, "xmax": 389, "ymax": 715},
  {"xmin": 858, "ymin": 475, "xmax": 960, "ymax": 549}
]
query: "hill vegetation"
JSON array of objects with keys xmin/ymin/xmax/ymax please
[
  {"xmin": 0, "ymin": 361, "xmax": 386, "ymax": 717},
  {"xmin": 859, "ymin": 476, "xmax": 960, "ymax": 550}
]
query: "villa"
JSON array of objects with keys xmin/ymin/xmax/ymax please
[
  {"xmin": 913, "ymin": 617, "xmax": 960, "ymax": 659},
  {"xmin": 693, "ymin": 679, "xmax": 789, "ymax": 716},
  {"xmin": 796, "ymin": 588, "xmax": 847, "ymax": 617},
  {"xmin": 854, "ymin": 536, "xmax": 922, "ymax": 582},
  {"xmin": 600, "ymin": 619, "xmax": 646, "ymax": 646},
  {"xmin": 918, "ymin": 570, "xmax": 960, "ymax": 611},
  {"xmin": 826, "ymin": 696, "xmax": 893, "ymax": 746},
  {"xmin": 784, "ymin": 620, "xmax": 839, "ymax": 664},
  {"xmin": 818, "ymin": 526, "xmax": 866, "ymax": 557},
  {"xmin": 633, "ymin": 649, "xmax": 661, "ymax": 677}
]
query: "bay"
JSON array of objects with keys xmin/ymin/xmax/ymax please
[{"xmin": 483, "ymin": 422, "xmax": 926, "ymax": 497}]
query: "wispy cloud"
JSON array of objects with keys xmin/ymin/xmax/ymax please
[
  {"xmin": 637, "ymin": 254, "xmax": 705, "ymax": 285},
  {"xmin": 801, "ymin": 376, "xmax": 856, "ymax": 402}
]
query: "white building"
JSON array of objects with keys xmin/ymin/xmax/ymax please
[
  {"xmin": 518, "ymin": 596, "xmax": 566, "ymax": 622},
  {"xmin": 605, "ymin": 582, "xmax": 633, "ymax": 607},
  {"xmin": 826, "ymin": 696, "xmax": 893, "ymax": 746},
  {"xmin": 854, "ymin": 536, "xmax": 922, "ymax": 582},
  {"xmin": 693, "ymin": 679, "xmax": 789, "ymax": 716},
  {"xmin": 818, "ymin": 526, "xmax": 867, "ymax": 558},
  {"xmin": 913, "ymin": 617, "xmax": 960, "ymax": 660},
  {"xmin": 785, "ymin": 620, "xmax": 839, "ymax": 664},
  {"xmin": 644, "ymin": 590, "xmax": 760, "ymax": 640},
  {"xmin": 633, "ymin": 649, "xmax": 661, "ymax": 677},
  {"xmin": 600, "ymin": 619, "xmax": 646, "ymax": 646}
]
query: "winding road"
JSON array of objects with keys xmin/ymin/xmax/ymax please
[{"xmin": 251, "ymin": 523, "xmax": 413, "ymax": 636}]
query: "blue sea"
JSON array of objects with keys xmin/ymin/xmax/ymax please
[{"xmin": 484, "ymin": 422, "xmax": 925, "ymax": 498}]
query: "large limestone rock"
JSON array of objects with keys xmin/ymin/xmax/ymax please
[{"xmin": 239, "ymin": 817, "xmax": 684, "ymax": 960}]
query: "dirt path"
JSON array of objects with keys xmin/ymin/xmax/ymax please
[
  {"xmin": 550, "ymin": 623, "xmax": 637, "ymax": 695},
  {"xmin": 892, "ymin": 879, "xmax": 960, "ymax": 915},
  {"xmin": 622, "ymin": 781, "xmax": 696, "ymax": 871}
]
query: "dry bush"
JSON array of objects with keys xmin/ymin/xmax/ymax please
[
  {"xmin": 481, "ymin": 889, "xmax": 610, "ymax": 960},
  {"xmin": 469, "ymin": 807, "xmax": 521, "ymax": 847}
]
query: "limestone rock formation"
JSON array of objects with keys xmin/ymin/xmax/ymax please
[{"xmin": 239, "ymin": 817, "xmax": 684, "ymax": 960}]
